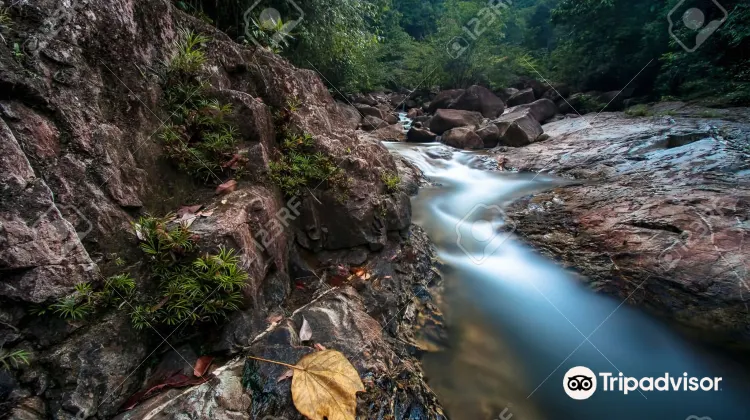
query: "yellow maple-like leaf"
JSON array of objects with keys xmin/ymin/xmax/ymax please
[{"xmin": 291, "ymin": 350, "xmax": 364, "ymax": 420}]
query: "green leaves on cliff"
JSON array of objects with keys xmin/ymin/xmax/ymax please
[
  {"xmin": 160, "ymin": 29, "xmax": 243, "ymax": 183},
  {"xmin": 129, "ymin": 215, "xmax": 247, "ymax": 329},
  {"xmin": 0, "ymin": 348, "xmax": 30, "ymax": 370},
  {"xmin": 168, "ymin": 29, "xmax": 209, "ymax": 76},
  {"xmin": 31, "ymin": 274, "xmax": 136, "ymax": 321},
  {"xmin": 268, "ymin": 131, "xmax": 346, "ymax": 197}
]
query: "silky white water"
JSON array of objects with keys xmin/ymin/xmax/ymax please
[{"xmin": 386, "ymin": 141, "xmax": 750, "ymax": 420}]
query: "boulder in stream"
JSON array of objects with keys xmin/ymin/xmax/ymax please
[
  {"xmin": 429, "ymin": 109, "xmax": 483, "ymax": 135},
  {"xmin": 507, "ymin": 88, "xmax": 536, "ymax": 107},
  {"xmin": 407, "ymin": 127, "xmax": 438, "ymax": 143},
  {"xmin": 440, "ymin": 127, "xmax": 484, "ymax": 150},
  {"xmin": 451, "ymin": 85, "xmax": 506, "ymax": 118},
  {"xmin": 494, "ymin": 110, "xmax": 544, "ymax": 147}
]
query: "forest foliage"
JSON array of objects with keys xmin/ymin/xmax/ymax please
[{"xmin": 177, "ymin": 0, "xmax": 749, "ymax": 105}]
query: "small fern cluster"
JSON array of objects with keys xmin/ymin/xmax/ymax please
[
  {"xmin": 31, "ymin": 274, "xmax": 136, "ymax": 320},
  {"xmin": 246, "ymin": 14, "xmax": 295, "ymax": 53},
  {"xmin": 160, "ymin": 29, "xmax": 242, "ymax": 182},
  {"xmin": 268, "ymin": 131, "xmax": 347, "ymax": 197},
  {"xmin": 380, "ymin": 171, "xmax": 401, "ymax": 194},
  {"xmin": 168, "ymin": 29, "xmax": 209, "ymax": 76},
  {"xmin": 0, "ymin": 348, "xmax": 29, "ymax": 370},
  {"xmin": 130, "ymin": 215, "xmax": 248, "ymax": 329},
  {"xmin": 160, "ymin": 98, "xmax": 239, "ymax": 182}
]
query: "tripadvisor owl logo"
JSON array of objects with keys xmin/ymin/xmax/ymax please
[
  {"xmin": 563, "ymin": 366, "xmax": 597, "ymax": 400},
  {"xmin": 562, "ymin": 366, "xmax": 723, "ymax": 400}
]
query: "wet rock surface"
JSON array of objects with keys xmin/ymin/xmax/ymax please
[
  {"xmin": 496, "ymin": 106, "xmax": 750, "ymax": 344},
  {"xmin": 114, "ymin": 226, "xmax": 446, "ymax": 420}
]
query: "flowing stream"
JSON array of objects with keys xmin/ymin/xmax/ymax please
[{"xmin": 384, "ymin": 140, "xmax": 750, "ymax": 420}]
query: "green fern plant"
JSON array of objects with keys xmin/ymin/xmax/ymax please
[
  {"xmin": 380, "ymin": 171, "xmax": 401, "ymax": 194},
  {"xmin": 50, "ymin": 283, "xmax": 96, "ymax": 320},
  {"xmin": 0, "ymin": 348, "xmax": 30, "ymax": 370},
  {"xmin": 168, "ymin": 28, "xmax": 209, "ymax": 76},
  {"xmin": 129, "ymin": 215, "xmax": 248, "ymax": 329},
  {"xmin": 247, "ymin": 15, "xmax": 295, "ymax": 53},
  {"xmin": 159, "ymin": 30, "xmax": 240, "ymax": 183},
  {"xmin": 35, "ymin": 273, "xmax": 137, "ymax": 321},
  {"xmin": 269, "ymin": 131, "xmax": 347, "ymax": 197}
]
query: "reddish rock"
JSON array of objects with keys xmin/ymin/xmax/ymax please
[
  {"xmin": 427, "ymin": 89, "xmax": 465, "ymax": 114},
  {"xmin": 406, "ymin": 127, "xmax": 438, "ymax": 143},
  {"xmin": 451, "ymin": 85, "xmax": 505, "ymax": 118},
  {"xmin": 507, "ymin": 88, "xmax": 536, "ymax": 107},
  {"xmin": 440, "ymin": 127, "xmax": 484, "ymax": 150},
  {"xmin": 494, "ymin": 110, "xmax": 544, "ymax": 147},
  {"xmin": 501, "ymin": 109, "xmax": 750, "ymax": 343},
  {"xmin": 429, "ymin": 109, "xmax": 483, "ymax": 135},
  {"xmin": 476, "ymin": 124, "xmax": 501, "ymax": 148}
]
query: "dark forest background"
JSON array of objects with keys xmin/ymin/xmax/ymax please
[{"xmin": 176, "ymin": 0, "xmax": 750, "ymax": 105}]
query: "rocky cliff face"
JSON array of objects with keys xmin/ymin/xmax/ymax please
[{"xmin": 0, "ymin": 1, "xmax": 441, "ymax": 418}]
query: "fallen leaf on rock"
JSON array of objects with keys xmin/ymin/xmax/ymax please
[
  {"xmin": 177, "ymin": 204, "xmax": 202, "ymax": 217},
  {"xmin": 299, "ymin": 316, "xmax": 313, "ymax": 341},
  {"xmin": 198, "ymin": 209, "xmax": 214, "ymax": 217},
  {"xmin": 215, "ymin": 179, "xmax": 237, "ymax": 195},
  {"xmin": 292, "ymin": 350, "xmax": 364, "ymax": 420},
  {"xmin": 179, "ymin": 212, "xmax": 198, "ymax": 228},
  {"xmin": 222, "ymin": 154, "xmax": 243, "ymax": 169},
  {"xmin": 277, "ymin": 369, "xmax": 294, "ymax": 383},
  {"xmin": 193, "ymin": 355, "xmax": 214, "ymax": 378}
]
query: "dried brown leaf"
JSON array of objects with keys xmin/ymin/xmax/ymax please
[
  {"xmin": 291, "ymin": 350, "xmax": 364, "ymax": 420},
  {"xmin": 193, "ymin": 356, "xmax": 214, "ymax": 378},
  {"xmin": 177, "ymin": 204, "xmax": 202, "ymax": 217},
  {"xmin": 215, "ymin": 179, "xmax": 237, "ymax": 195}
]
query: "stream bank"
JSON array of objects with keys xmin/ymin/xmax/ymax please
[
  {"xmin": 496, "ymin": 104, "xmax": 750, "ymax": 346},
  {"xmin": 386, "ymin": 140, "xmax": 750, "ymax": 420}
]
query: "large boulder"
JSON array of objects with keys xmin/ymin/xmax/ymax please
[
  {"xmin": 372, "ymin": 123, "xmax": 406, "ymax": 141},
  {"xmin": 476, "ymin": 124, "xmax": 502, "ymax": 148},
  {"xmin": 440, "ymin": 127, "xmax": 484, "ymax": 150},
  {"xmin": 407, "ymin": 127, "xmax": 438, "ymax": 143},
  {"xmin": 383, "ymin": 112, "xmax": 400, "ymax": 125},
  {"xmin": 407, "ymin": 108, "xmax": 424, "ymax": 119},
  {"xmin": 351, "ymin": 94, "xmax": 378, "ymax": 106},
  {"xmin": 514, "ymin": 77, "xmax": 550, "ymax": 98},
  {"xmin": 507, "ymin": 98, "xmax": 558, "ymax": 124},
  {"xmin": 362, "ymin": 115, "xmax": 387, "ymax": 131},
  {"xmin": 429, "ymin": 109, "xmax": 483, "ymax": 135},
  {"xmin": 334, "ymin": 101, "xmax": 362, "ymax": 129},
  {"xmin": 542, "ymin": 83, "xmax": 572, "ymax": 102},
  {"xmin": 427, "ymin": 89, "xmax": 465, "ymax": 114},
  {"xmin": 451, "ymin": 85, "xmax": 505, "ymax": 118},
  {"xmin": 496, "ymin": 87, "xmax": 519, "ymax": 103},
  {"xmin": 595, "ymin": 90, "xmax": 628, "ymax": 111},
  {"xmin": 355, "ymin": 104, "xmax": 385, "ymax": 119},
  {"xmin": 507, "ymin": 88, "xmax": 536, "ymax": 107},
  {"xmin": 494, "ymin": 110, "xmax": 544, "ymax": 147}
]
